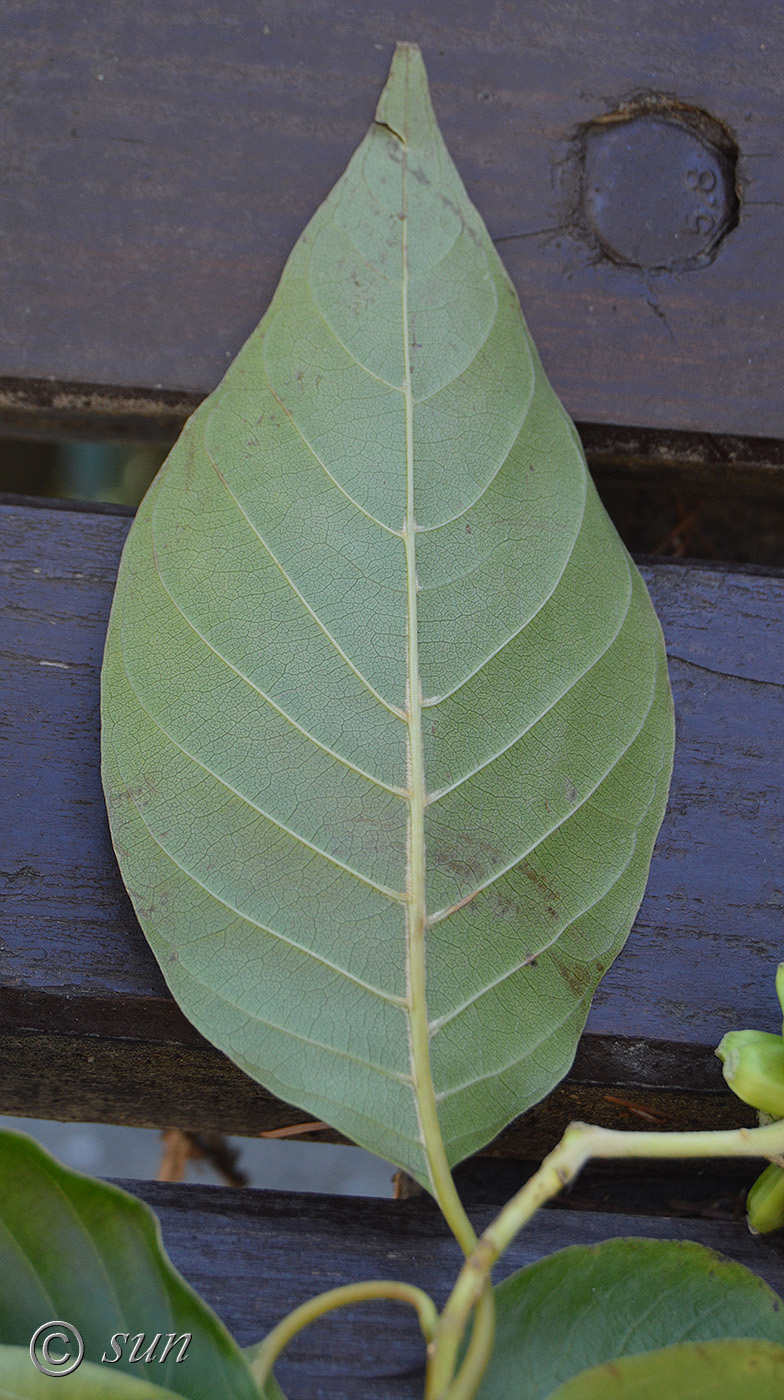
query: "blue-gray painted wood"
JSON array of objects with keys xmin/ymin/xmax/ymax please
[{"xmin": 0, "ymin": 2, "xmax": 782, "ymax": 439}]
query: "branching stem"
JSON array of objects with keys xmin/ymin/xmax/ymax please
[
  {"xmin": 252, "ymin": 1118, "xmax": 784, "ymax": 1397},
  {"xmin": 429, "ymin": 1117, "xmax": 784, "ymax": 1398},
  {"xmin": 428, "ymin": 1285, "xmax": 496, "ymax": 1400}
]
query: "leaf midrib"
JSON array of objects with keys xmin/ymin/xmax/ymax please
[{"xmin": 393, "ymin": 63, "xmax": 477, "ymax": 1239}]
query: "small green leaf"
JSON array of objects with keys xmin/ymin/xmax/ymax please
[
  {"xmin": 0, "ymin": 1344, "xmax": 183, "ymax": 1397},
  {"xmin": 545, "ymin": 1339, "xmax": 784, "ymax": 1399},
  {"xmin": 477, "ymin": 1238, "xmax": 784, "ymax": 1400},
  {"xmin": 0, "ymin": 1132, "xmax": 258, "ymax": 1400},
  {"xmin": 102, "ymin": 42, "xmax": 674, "ymax": 1191}
]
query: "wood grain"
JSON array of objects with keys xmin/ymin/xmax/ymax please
[
  {"xmin": 0, "ymin": 1, "xmax": 782, "ymax": 437},
  {"xmin": 1, "ymin": 498, "xmax": 782, "ymax": 1145}
]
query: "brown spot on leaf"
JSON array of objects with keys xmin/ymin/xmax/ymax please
[
  {"xmin": 551, "ymin": 953, "xmax": 593, "ymax": 996},
  {"xmin": 431, "ymin": 832, "xmax": 501, "ymax": 887},
  {"xmin": 483, "ymin": 887, "xmax": 524, "ymax": 924},
  {"xmin": 523, "ymin": 862, "xmax": 560, "ymax": 908},
  {"xmin": 409, "ymin": 164, "xmax": 431, "ymax": 187}
]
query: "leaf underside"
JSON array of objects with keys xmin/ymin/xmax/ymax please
[{"xmin": 101, "ymin": 44, "xmax": 674, "ymax": 1190}]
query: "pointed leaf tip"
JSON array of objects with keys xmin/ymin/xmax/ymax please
[{"xmin": 375, "ymin": 42, "xmax": 432, "ymax": 144}]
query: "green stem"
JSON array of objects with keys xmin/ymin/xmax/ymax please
[
  {"xmin": 424, "ymin": 1272, "xmax": 494, "ymax": 1398},
  {"xmin": 439, "ymin": 1286, "xmax": 496, "ymax": 1400},
  {"xmin": 249, "ymin": 1279, "xmax": 439, "ymax": 1390},
  {"xmin": 436, "ymin": 1115, "xmax": 784, "ymax": 1393}
]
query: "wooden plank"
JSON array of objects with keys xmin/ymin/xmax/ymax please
[
  {"xmin": 0, "ymin": 1030, "xmax": 759, "ymax": 1155},
  {"xmin": 1, "ymin": 497, "xmax": 782, "ymax": 1144},
  {"xmin": 582, "ymin": 426, "xmax": 784, "ymax": 571},
  {"xmin": 104, "ymin": 1179, "xmax": 784, "ymax": 1398},
  {"xmin": 0, "ymin": 2, "xmax": 782, "ymax": 438}
]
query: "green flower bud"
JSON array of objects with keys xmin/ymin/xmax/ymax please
[
  {"xmin": 747, "ymin": 1162, "xmax": 784, "ymax": 1235},
  {"xmin": 715, "ymin": 1030, "xmax": 784, "ymax": 1117}
]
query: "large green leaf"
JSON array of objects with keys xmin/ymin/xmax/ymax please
[
  {"xmin": 0, "ymin": 1132, "xmax": 257, "ymax": 1400},
  {"xmin": 545, "ymin": 1339, "xmax": 784, "ymax": 1400},
  {"xmin": 476, "ymin": 1238, "xmax": 784, "ymax": 1400},
  {"xmin": 101, "ymin": 43, "xmax": 674, "ymax": 1191},
  {"xmin": 0, "ymin": 1346, "xmax": 183, "ymax": 1398}
]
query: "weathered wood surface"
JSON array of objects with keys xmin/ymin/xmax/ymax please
[
  {"xmin": 0, "ymin": 1, "xmax": 782, "ymax": 439},
  {"xmin": 1, "ymin": 497, "xmax": 782, "ymax": 1145},
  {"xmin": 113, "ymin": 1179, "xmax": 784, "ymax": 1399}
]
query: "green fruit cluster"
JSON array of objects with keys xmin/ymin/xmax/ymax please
[{"xmin": 716, "ymin": 965, "xmax": 784, "ymax": 1234}]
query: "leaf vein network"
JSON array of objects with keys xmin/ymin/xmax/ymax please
[
  {"xmin": 258, "ymin": 340, "xmax": 403, "ymax": 538},
  {"xmin": 420, "ymin": 485, "xmax": 588, "ymax": 706},
  {"xmin": 425, "ymin": 554, "xmax": 633, "ymax": 803},
  {"xmin": 108, "ymin": 731, "xmax": 407, "ymax": 1002},
  {"xmin": 147, "ymin": 925, "xmax": 413, "ymax": 1085},
  {"xmin": 434, "ymin": 991, "xmax": 592, "ymax": 1100},
  {"xmin": 411, "ymin": 376, "xmax": 537, "ymax": 537},
  {"xmin": 426, "ymin": 668, "xmax": 659, "ymax": 919},
  {"xmin": 427, "ymin": 828, "xmax": 645, "ymax": 1032},
  {"xmin": 302, "ymin": 262, "xmax": 406, "ymax": 393},
  {"xmin": 196, "ymin": 439, "xmax": 407, "ymax": 719},
  {"xmin": 114, "ymin": 649, "xmax": 406, "ymax": 903},
  {"xmin": 143, "ymin": 520, "xmax": 405, "ymax": 796}
]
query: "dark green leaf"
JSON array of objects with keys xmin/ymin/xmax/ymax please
[
  {"xmin": 477, "ymin": 1238, "xmax": 784, "ymax": 1400},
  {"xmin": 0, "ymin": 1132, "xmax": 258, "ymax": 1400}
]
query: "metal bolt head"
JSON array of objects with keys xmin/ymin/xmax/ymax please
[{"xmin": 581, "ymin": 111, "xmax": 737, "ymax": 272}]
